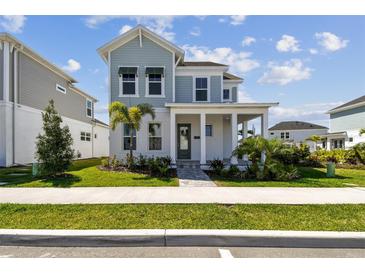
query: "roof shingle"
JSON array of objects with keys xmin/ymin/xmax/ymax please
[
  {"xmin": 329, "ymin": 95, "xmax": 365, "ymax": 112},
  {"xmin": 269, "ymin": 121, "xmax": 328, "ymax": 131}
]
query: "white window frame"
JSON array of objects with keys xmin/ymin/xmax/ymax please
[
  {"xmin": 148, "ymin": 122, "xmax": 162, "ymax": 151},
  {"xmin": 222, "ymin": 88, "xmax": 231, "ymax": 102},
  {"xmin": 280, "ymin": 132, "xmax": 285, "ymax": 139},
  {"xmin": 119, "ymin": 66, "xmax": 139, "ymax": 97},
  {"xmin": 285, "ymin": 132, "xmax": 290, "ymax": 139},
  {"xmin": 86, "ymin": 99, "xmax": 93, "ymax": 118},
  {"xmin": 193, "ymin": 76, "xmax": 210, "ymax": 102},
  {"xmin": 80, "ymin": 132, "xmax": 91, "ymax": 142},
  {"xmin": 206, "ymin": 124, "xmax": 213, "ymax": 137},
  {"xmin": 122, "ymin": 124, "xmax": 137, "ymax": 151},
  {"xmin": 56, "ymin": 84, "xmax": 66, "ymax": 94},
  {"xmin": 145, "ymin": 66, "xmax": 165, "ymax": 98}
]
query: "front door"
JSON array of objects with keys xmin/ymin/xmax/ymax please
[{"xmin": 177, "ymin": 124, "xmax": 191, "ymax": 159}]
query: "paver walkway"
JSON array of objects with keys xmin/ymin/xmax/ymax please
[
  {"xmin": 177, "ymin": 166, "xmax": 216, "ymax": 187},
  {"xmin": 0, "ymin": 187, "xmax": 365, "ymax": 204}
]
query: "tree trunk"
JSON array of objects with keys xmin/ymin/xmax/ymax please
[{"xmin": 129, "ymin": 132, "xmax": 133, "ymax": 158}]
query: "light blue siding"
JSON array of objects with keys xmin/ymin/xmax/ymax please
[
  {"xmin": 232, "ymin": 87, "xmax": 237, "ymax": 102},
  {"xmin": 175, "ymin": 76, "xmax": 193, "ymax": 103},
  {"xmin": 110, "ymin": 36, "xmax": 173, "ymax": 108},
  {"xmin": 330, "ymin": 106, "xmax": 365, "ymax": 132},
  {"xmin": 210, "ymin": 76, "xmax": 221, "ymax": 103}
]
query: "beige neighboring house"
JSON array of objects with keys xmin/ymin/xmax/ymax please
[
  {"xmin": 0, "ymin": 33, "xmax": 109, "ymax": 167},
  {"xmin": 268, "ymin": 121, "xmax": 328, "ymax": 151}
]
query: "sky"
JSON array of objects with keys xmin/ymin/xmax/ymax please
[{"xmin": 1, "ymin": 15, "xmax": 364, "ymax": 129}]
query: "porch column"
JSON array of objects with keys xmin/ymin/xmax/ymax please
[
  {"xmin": 261, "ymin": 110, "xmax": 269, "ymax": 139},
  {"xmin": 231, "ymin": 113, "xmax": 238, "ymax": 165},
  {"xmin": 326, "ymin": 138, "xmax": 331, "ymax": 151},
  {"xmin": 243, "ymin": 121, "xmax": 249, "ymax": 161},
  {"xmin": 170, "ymin": 111, "xmax": 176, "ymax": 164},
  {"xmin": 200, "ymin": 113, "xmax": 206, "ymax": 165}
]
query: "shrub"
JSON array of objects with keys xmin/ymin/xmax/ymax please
[
  {"xmin": 111, "ymin": 155, "xmax": 121, "ymax": 169},
  {"xmin": 125, "ymin": 153, "xmax": 136, "ymax": 169},
  {"xmin": 159, "ymin": 156, "xmax": 172, "ymax": 167},
  {"xmin": 227, "ymin": 165, "xmax": 240, "ymax": 177},
  {"xmin": 209, "ymin": 158, "xmax": 225, "ymax": 174},
  {"xmin": 101, "ymin": 158, "xmax": 110, "ymax": 168},
  {"xmin": 137, "ymin": 154, "xmax": 148, "ymax": 170},
  {"xmin": 353, "ymin": 143, "xmax": 365, "ymax": 165}
]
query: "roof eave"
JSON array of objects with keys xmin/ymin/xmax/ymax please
[{"xmin": 327, "ymin": 101, "xmax": 365, "ymax": 114}]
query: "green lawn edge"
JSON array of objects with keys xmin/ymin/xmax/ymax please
[{"xmin": 1, "ymin": 204, "xmax": 364, "ymax": 231}]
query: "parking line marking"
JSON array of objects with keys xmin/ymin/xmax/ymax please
[{"xmin": 218, "ymin": 248, "xmax": 234, "ymax": 258}]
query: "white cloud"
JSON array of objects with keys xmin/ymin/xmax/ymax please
[
  {"xmin": 309, "ymin": 48, "xmax": 318, "ymax": 55},
  {"xmin": 230, "ymin": 15, "xmax": 246, "ymax": 26},
  {"xmin": 119, "ymin": 25, "xmax": 132, "ymax": 35},
  {"xmin": 182, "ymin": 45, "xmax": 260, "ymax": 75},
  {"xmin": 315, "ymin": 32, "xmax": 349, "ymax": 52},
  {"xmin": 94, "ymin": 104, "xmax": 108, "ymax": 114},
  {"xmin": 276, "ymin": 35, "xmax": 301, "ymax": 52},
  {"xmin": 242, "ymin": 36, "xmax": 256, "ymax": 47},
  {"xmin": 0, "ymin": 16, "xmax": 26, "ymax": 33},
  {"xmin": 62, "ymin": 59, "xmax": 81, "ymax": 73},
  {"xmin": 84, "ymin": 16, "xmax": 122, "ymax": 29},
  {"xmin": 218, "ymin": 18, "xmax": 226, "ymax": 23},
  {"xmin": 258, "ymin": 59, "xmax": 312, "ymax": 86},
  {"xmin": 189, "ymin": 27, "xmax": 201, "ymax": 37},
  {"xmin": 238, "ymin": 89, "xmax": 255, "ymax": 103}
]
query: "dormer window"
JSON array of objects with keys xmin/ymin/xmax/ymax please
[
  {"xmin": 146, "ymin": 67, "xmax": 165, "ymax": 97},
  {"xmin": 118, "ymin": 67, "xmax": 138, "ymax": 96}
]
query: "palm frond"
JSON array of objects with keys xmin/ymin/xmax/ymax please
[{"xmin": 137, "ymin": 103, "xmax": 156, "ymax": 120}]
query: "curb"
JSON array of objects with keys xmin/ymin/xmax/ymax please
[{"xmin": 1, "ymin": 229, "xmax": 365, "ymax": 248}]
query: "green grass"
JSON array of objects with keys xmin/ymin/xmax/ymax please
[
  {"xmin": 0, "ymin": 204, "xmax": 364, "ymax": 231},
  {"xmin": 214, "ymin": 167, "xmax": 365, "ymax": 187},
  {"xmin": 0, "ymin": 158, "xmax": 178, "ymax": 187}
]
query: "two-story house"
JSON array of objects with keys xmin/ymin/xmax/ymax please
[
  {"xmin": 0, "ymin": 33, "xmax": 109, "ymax": 167},
  {"xmin": 98, "ymin": 25, "xmax": 278, "ymax": 166},
  {"xmin": 322, "ymin": 95, "xmax": 365, "ymax": 150}
]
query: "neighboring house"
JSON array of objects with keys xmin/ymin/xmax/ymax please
[
  {"xmin": 322, "ymin": 95, "xmax": 365, "ymax": 150},
  {"xmin": 268, "ymin": 121, "xmax": 328, "ymax": 151},
  {"xmin": 98, "ymin": 25, "xmax": 278, "ymax": 166},
  {"xmin": 0, "ymin": 33, "xmax": 109, "ymax": 167}
]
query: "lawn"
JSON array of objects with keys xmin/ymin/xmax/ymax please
[
  {"xmin": 213, "ymin": 167, "xmax": 365, "ymax": 187},
  {"xmin": 0, "ymin": 158, "xmax": 178, "ymax": 187},
  {"xmin": 0, "ymin": 204, "xmax": 364, "ymax": 231}
]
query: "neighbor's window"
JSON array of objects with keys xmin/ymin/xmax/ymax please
[
  {"xmin": 119, "ymin": 67, "xmax": 138, "ymax": 96},
  {"xmin": 280, "ymin": 132, "xmax": 285, "ymax": 139},
  {"xmin": 123, "ymin": 124, "xmax": 136, "ymax": 150},
  {"xmin": 195, "ymin": 77, "xmax": 208, "ymax": 102},
  {"xmin": 56, "ymin": 84, "xmax": 66, "ymax": 94},
  {"xmin": 146, "ymin": 67, "xmax": 164, "ymax": 96},
  {"xmin": 349, "ymin": 137, "xmax": 353, "ymax": 142},
  {"xmin": 206, "ymin": 125, "xmax": 213, "ymax": 137},
  {"xmin": 86, "ymin": 99, "xmax": 93, "ymax": 118},
  {"xmin": 80, "ymin": 132, "xmax": 91, "ymax": 142},
  {"xmin": 285, "ymin": 132, "xmax": 290, "ymax": 139},
  {"xmin": 223, "ymin": 89, "xmax": 230, "ymax": 101},
  {"xmin": 149, "ymin": 123, "xmax": 162, "ymax": 150}
]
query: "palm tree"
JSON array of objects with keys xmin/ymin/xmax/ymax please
[
  {"xmin": 306, "ymin": 135, "xmax": 323, "ymax": 151},
  {"xmin": 109, "ymin": 101, "xmax": 155, "ymax": 158},
  {"xmin": 360, "ymin": 128, "xmax": 365, "ymax": 136}
]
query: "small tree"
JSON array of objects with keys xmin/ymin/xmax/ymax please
[
  {"xmin": 306, "ymin": 135, "xmax": 323, "ymax": 151},
  {"xmin": 35, "ymin": 100, "xmax": 74, "ymax": 176},
  {"xmin": 360, "ymin": 128, "xmax": 365, "ymax": 136}
]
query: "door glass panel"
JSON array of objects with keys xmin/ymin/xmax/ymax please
[{"xmin": 179, "ymin": 126, "xmax": 189, "ymax": 150}]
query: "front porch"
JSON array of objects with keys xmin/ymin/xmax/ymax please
[{"xmin": 166, "ymin": 103, "xmax": 277, "ymax": 166}]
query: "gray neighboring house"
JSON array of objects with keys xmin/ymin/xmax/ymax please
[
  {"xmin": 322, "ymin": 95, "xmax": 365, "ymax": 150},
  {"xmin": 0, "ymin": 33, "xmax": 109, "ymax": 167},
  {"xmin": 268, "ymin": 121, "xmax": 328, "ymax": 151},
  {"xmin": 98, "ymin": 25, "xmax": 278, "ymax": 166}
]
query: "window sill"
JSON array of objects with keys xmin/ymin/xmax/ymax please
[
  {"xmin": 145, "ymin": 94, "xmax": 166, "ymax": 98},
  {"xmin": 119, "ymin": 94, "xmax": 139, "ymax": 98}
]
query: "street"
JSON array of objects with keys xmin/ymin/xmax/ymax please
[{"xmin": 0, "ymin": 246, "xmax": 364, "ymax": 258}]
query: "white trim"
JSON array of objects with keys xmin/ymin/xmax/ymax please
[
  {"xmin": 118, "ymin": 65, "xmax": 139, "ymax": 97},
  {"xmin": 139, "ymin": 28, "xmax": 142, "ymax": 48},
  {"xmin": 56, "ymin": 84, "xmax": 67, "ymax": 94},
  {"xmin": 223, "ymin": 79, "xmax": 243, "ymax": 84},
  {"xmin": 165, "ymin": 102, "xmax": 279, "ymax": 108},
  {"xmin": 327, "ymin": 101, "xmax": 365, "ymax": 114},
  {"xmin": 222, "ymin": 88, "xmax": 232, "ymax": 102},
  {"xmin": 170, "ymin": 111, "xmax": 176, "ymax": 164},
  {"xmin": 145, "ymin": 65, "xmax": 165, "ymax": 98},
  {"xmin": 200, "ymin": 113, "xmax": 206, "ymax": 165},
  {"xmin": 3, "ymin": 41, "xmax": 10, "ymax": 102},
  {"xmin": 108, "ymin": 51, "xmax": 111, "ymax": 104},
  {"xmin": 193, "ymin": 76, "xmax": 210, "ymax": 103},
  {"xmin": 86, "ymin": 98, "xmax": 93, "ymax": 118},
  {"xmin": 172, "ymin": 52, "xmax": 176, "ymax": 102},
  {"xmin": 122, "ymin": 123, "xmax": 137, "ymax": 151},
  {"xmin": 147, "ymin": 121, "xmax": 162, "ymax": 151},
  {"xmin": 176, "ymin": 67, "xmax": 225, "ymax": 76},
  {"xmin": 175, "ymin": 56, "xmax": 181, "ymax": 67}
]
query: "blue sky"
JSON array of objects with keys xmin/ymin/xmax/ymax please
[{"xmin": 1, "ymin": 15, "xmax": 364, "ymax": 128}]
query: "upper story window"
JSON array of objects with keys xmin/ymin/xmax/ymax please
[
  {"xmin": 118, "ymin": 67, "xmax": 138, "ymax": 96},
  {"xmin": 146, "ymin": 67, "xmax": 165, "ymax": 97},
  {"xmin": 56, "ymin": 84, "xmax": 66, "ymax": 94},
  {"xmin": 86, "ymin": 99, "xmax": 93, "ymax": 118},
  {"xmin": 223, "ymin": 88, "xmax": 231, "ymax": 101},
  {"xmin": 194, "ymin": 77, "xmax": 208, "ymax": 102}
]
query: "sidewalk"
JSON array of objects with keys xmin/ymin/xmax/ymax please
[{"xmin": 0, "ymin": 187, "xmax": 365, "ymax": 204}]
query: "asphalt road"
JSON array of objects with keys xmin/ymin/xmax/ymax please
[{"xmin": 1, "ymin": 246, "xmax": 365, "ymax": 258}]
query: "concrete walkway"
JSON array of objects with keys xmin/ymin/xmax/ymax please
[
  {"xmin": 0, "ymin": 187, "xmax": 365, "ymax": 204},
  {"xmin": 177, "ymin": 167, "xmax": 216, "ymax": 187}
]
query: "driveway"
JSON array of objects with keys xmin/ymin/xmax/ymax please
[{"xmin": 0, "ymin": 187, "xmax": 365, "ymax": 204}]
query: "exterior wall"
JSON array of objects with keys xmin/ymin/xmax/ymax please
[
  {"xmin": 330, "ymin": 106, "xmax": 365, "ymax": 133},
  {"xmin": 206, "ymin": 114, "xmax": 224, "ymax": 160},
  {"xmin": 222, "ymin": 82, "xmax": 239, "ymax": 103},
  {"xmin": 223, "ymin": 117, "xmax": 232, "ymax": 158},
  {"xmin": 210, "ymin": 76, "xmax": 222, "ymax": 103},
  {"xmin": 232, "ymin": 87, "xmax": 237, "ymax": 102},
  {"xmin": 0, "ymin": 102, "xmax": 13, "ymax": 166},
  {"xmin": 110, "ymin": 36, "xmax": 173, "ymax": 108},
  {"xmin": 93, "ymin": 124, "xmax": 110, "ymax": 157},
  {"xmin": 18, "ymin": 52, "xmax": 93, "ymax": 123},
  {"xmin": 0, "ymin": 48, "xmax": 3, "ymax": 100},
  {"xmin": 176, "ymin": 114, "xmax": 200, "ymax": 160},
  {"xmin": 110, "ymin": 110, "xmax": 171, "ymax": 160}
]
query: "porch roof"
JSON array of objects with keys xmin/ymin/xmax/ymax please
[
  {"xmin": 165, "ymin": 102, "xmax": 279, "ymax": 109},
  {"xmin": 319, "ymin": 131, "xmax": 347, "ymax": 139}
]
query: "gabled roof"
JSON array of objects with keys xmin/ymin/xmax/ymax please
[
  {"xmin": 269, "ymin": 121, "xmax": 328, "ymax": 131},
  {"xmin": 223, "ymin": 72, "xmax": 243, "ymax": 81},
  {"xmin": 98, "ymin": 25, "xmax": 185, "ymax": 63},
  {"xmin": 94, "ymin": 118, "xmax": 109, "ymax": 127},
  {"xmin": 328, "ymin": 95, "xmax": 365, "ymax": 114},
  {"xmin": 179, "ymin": 61, "xmax": 227, "ymax": 67}
]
